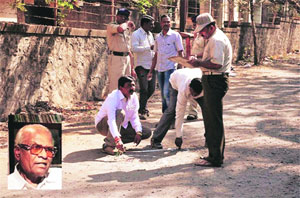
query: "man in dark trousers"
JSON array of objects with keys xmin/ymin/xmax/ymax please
[
  {"xmin": 188, "ymin": 13, "xmax": 232, "ymax": 167},
  {"xmin": 131, "ymin": 15, "xmax": 156, "ymax": 120}
]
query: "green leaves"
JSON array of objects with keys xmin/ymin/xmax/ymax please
[
  {"xmin": 134, "ymin": 0, "xmax": 163, "ymax": 14},
  {"xmin": 11, "ymin": 0, "xmax": 27, "ymax": 12}
]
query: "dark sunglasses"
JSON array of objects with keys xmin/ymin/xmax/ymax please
[{"xmin": 18, "ymin": 144, "xmax": 57, "ymax": 158}]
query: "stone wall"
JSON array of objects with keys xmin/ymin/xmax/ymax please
[
  {"xmin": 223, "ymin": 21, "xmax": 300, "ymax": 61},
  {"xmin": 0, "ymin": 21, "xmax": 299, "ymax": 120},
  {"xmin": 0, "ymin": 22, "xmax": 108, "ymax": 120}
]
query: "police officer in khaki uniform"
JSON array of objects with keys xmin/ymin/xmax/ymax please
[{"xmin": 106, "ymin": 8, "xmax": 136, "ymax": 94}]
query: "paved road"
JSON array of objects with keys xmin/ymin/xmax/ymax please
[{"xmin": 0, "ymin": 54, "xmax": 299, "ymax": 197}]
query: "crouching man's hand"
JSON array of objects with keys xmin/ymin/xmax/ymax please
[
  {"xmin": 114, "ymin": 137, "xmax": 126, "ymax": 154},
  {"xmin": 175, "ymin": 137, "xmax": 183, "ymax": 150},
  {"xmin": 134, "ymin": 131, "xmax": 142, "ymax": 146}
]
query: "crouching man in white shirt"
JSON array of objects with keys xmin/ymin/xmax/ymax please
[
  {"xmin": 8, "ymin": 124, "xmax": 61, "ymax": 190},
  {"xmin": 95, "ymin": 76, "xmax": 152, "ymax": 155}
]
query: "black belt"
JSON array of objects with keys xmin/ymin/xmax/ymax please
[
  {"xmin": 110, "ymin": 51, "xmax": 129, "ymax": 56},
  {"xmin": 203, "ymin": 71, "xmax": 229, "ymax": 76}
]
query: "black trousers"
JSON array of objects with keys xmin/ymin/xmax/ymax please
[
  {"xmin": 135, "ymin": 66, "xmax": 156, "ymax": 114},
  {"xmin": 121, "ymin": 123, "xmax": 152, "ymax": 144},
  {"xmin": 201, "ymin": 74, "xmax": 229, "ymax": 164}
]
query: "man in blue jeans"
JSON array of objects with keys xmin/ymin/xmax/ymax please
[{"xmin": 148, "ymin": 15, "xmax": 184, "ymax": 112}]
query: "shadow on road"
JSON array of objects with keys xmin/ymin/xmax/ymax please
[
  {"xmin": 87, "ymin": 163, "xmax": 196, "ymax": 183},
  {"xmin": 63, "ymin": 148, "xmax": 108, "ymax": 163}
]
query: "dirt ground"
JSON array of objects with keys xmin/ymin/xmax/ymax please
[{"xmin": 0, "ymin": 53, "xmax": 299, "ymax": 198}]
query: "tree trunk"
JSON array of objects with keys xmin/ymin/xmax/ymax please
[
  {"xmin": 272, "ymin": 12, "xmax": 277, "ymax": 25},
  {"xmin": 211, "ymin": 0, "xmax": 223, "ymax": 28},
  {"xmin": 249, "ymin": 0, "xmax": 259, "ymax": 65},
  {"xmin": 180, "ymin": 0, "xmax": 187, "ymax": 32}
]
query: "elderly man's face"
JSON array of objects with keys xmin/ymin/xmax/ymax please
[{"xmin": 15, "ymin": 127, "xmax": 54, "ymax": 181}]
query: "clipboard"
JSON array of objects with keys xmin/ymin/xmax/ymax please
[{"xmin": 168, "ymin": 56, "xmax": 194, "ymax": 68}]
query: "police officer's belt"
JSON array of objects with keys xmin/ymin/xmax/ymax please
[
  {"xmin": 203, "ymin": 71, "xmax": 229, "ymax": 76},
  {"xmin": 110, "ymin": 51, "xmax": 129, "ymax": 56}
]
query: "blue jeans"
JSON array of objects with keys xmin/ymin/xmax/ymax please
[{"xmin": 157, "ymin": 69, "xmax": 175, "ymax": 112}]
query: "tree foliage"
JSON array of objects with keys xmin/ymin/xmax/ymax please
[
  {"xmin": 11, "ymin": 0, "xmax": 27, "ymax": 12},
  {"xmin": 269, "ymin": 0, "xmax": 300, "ymax": 14},
  {"xmin": 132, "ymin": 0, "xmax": 162, "ymax": 14},
  {"xmin": 133, "ymin": 0, "xmax": 174, "ymax": 15}
]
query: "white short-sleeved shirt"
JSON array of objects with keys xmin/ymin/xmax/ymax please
[
  {"xmin": 169, "ymin": 68, "xmax": 203, "ymax": 138},
  {"xmin": 94, "ymin": 89, "xmax": 142, "ymax": 138},
  {"xmin": 154, "ymin": 29, "xmax": 184, "ymax": 72},
  {"xmin": 201, "ymin": 28, "xmax": 232, "ymax": 73}
]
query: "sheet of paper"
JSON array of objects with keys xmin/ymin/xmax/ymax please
[
  {"xmin": 179, "ymin": 32, "xmax": 194, "ymax": 38},
  {"xmin": 168, "ymin": 56, "xmax": 195, "ymax": 68}
]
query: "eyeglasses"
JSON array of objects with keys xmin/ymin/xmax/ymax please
[{"xmin": 18, "ymin": 144, "xmax": 57, "ymax": 158}]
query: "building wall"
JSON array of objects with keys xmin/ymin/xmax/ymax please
[
  {"xmin": 0, "ymin": 23, "xmax": 108, "ymax": 119},
  {"xmin": 16, "ymin": 2, "xmax": 141, "ymax": 30},
  {"xmin": 0, "ymin": 0, "xmax": 17, "ymax": 22},
  {"xmin": 223, "ymin": 21, "xmax": 300, "ymax": 61},
  {"xmin": 0, "ymin": 21, "xmax": 299, "ymax": 120}
]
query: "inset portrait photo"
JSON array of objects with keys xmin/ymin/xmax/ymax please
[{"xmin": 8, "ymin": 116, "xmax": 62, "ymax": 190}]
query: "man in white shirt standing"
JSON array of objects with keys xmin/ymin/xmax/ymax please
[
  {"xmin": 8, "ymin": 124, "xmax": 61, "ymax": 190},
  {"xmin": 151, "ymin": 68, "xmax": 204, "ymax": 149},
  {"xmin": 131, "ymin": 15, "xmax": 155, "ymax": 120},
  {"xmin": 95, "ymin": 76, "xmax": 152, "ymax": 155},
  {"xmin": 148, "ymin": 15, "xmax": 184, "ymax": 113}
]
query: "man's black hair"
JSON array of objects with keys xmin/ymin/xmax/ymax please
[
  {"xmin": 189, "ymin": 78, "xmax": 202, "ymax": 95},
  {"xmin": 160, "ymin": 14, "xmax": 169, "ymax": 21},
  {"xmin": 191, "ymin": 15, "xmax": 198, "ymax": 23},
  {"xmin": 118, "ymin": 75, "xmax": 134, "ymax": 89},
  {"xmin": 141, "ymin": 15, "xmax": 154, "ymax": 26}
]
